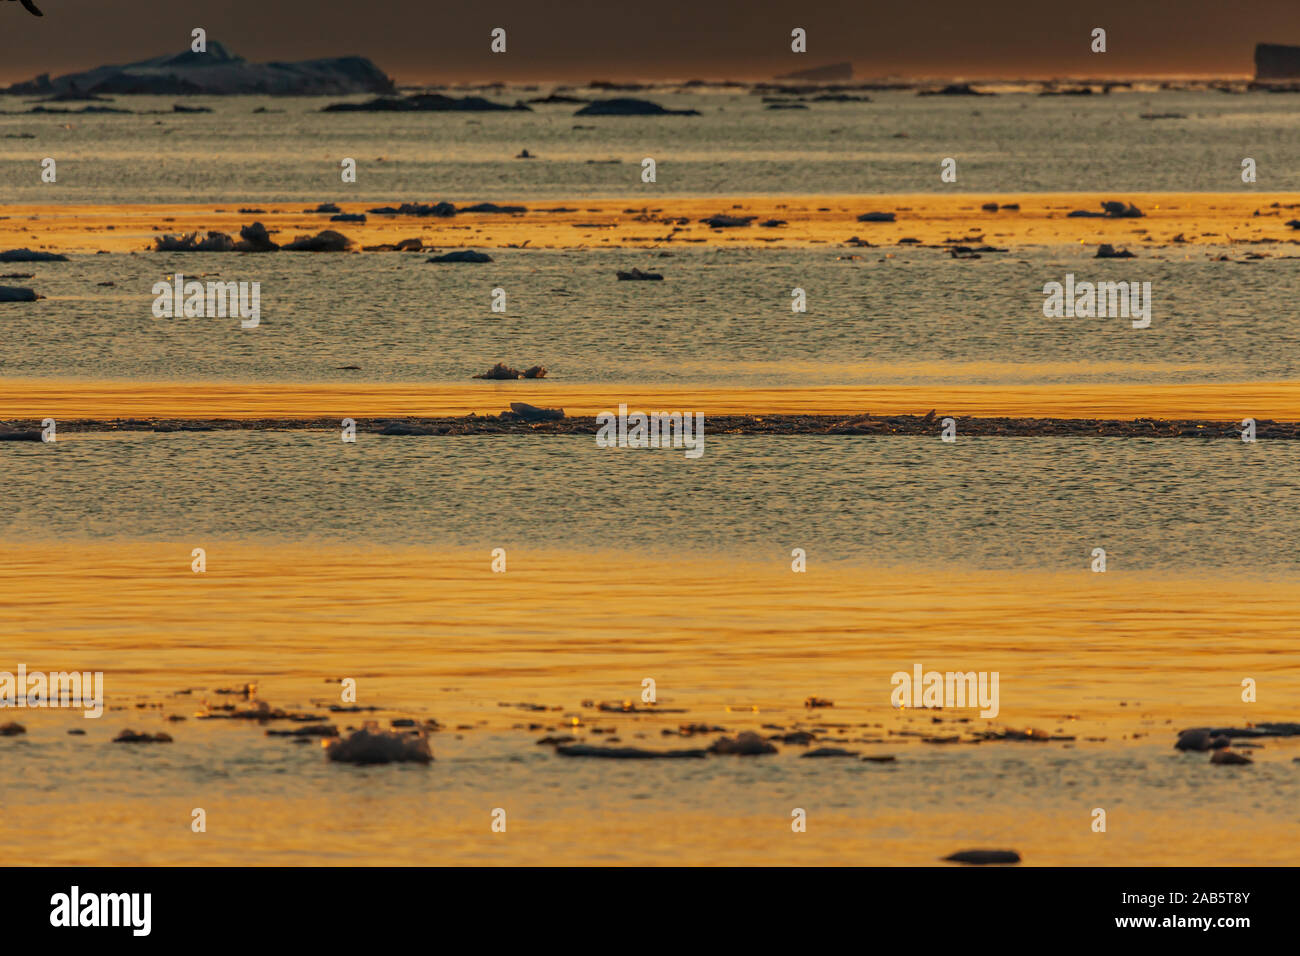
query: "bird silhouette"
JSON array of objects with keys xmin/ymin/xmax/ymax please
[{"xmin": 17, "ymin": 0, "xmax": 44, "ymax": 16}]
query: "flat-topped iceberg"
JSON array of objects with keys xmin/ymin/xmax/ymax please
[{"xmin": 3, "ymin": 41, "xmax": 393, "ymax": 96}]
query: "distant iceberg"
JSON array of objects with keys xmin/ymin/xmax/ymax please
[
  {"xmin": 3, "ymin": 41, "xmax": 394, "ymax": 96},
  {"xmin": 775, "ymin": 62, "xmax": 853, "ymax": 82},
  {"xmin": 1255, "ymin": 43, "xmax": 1300, "ymax": 80}
]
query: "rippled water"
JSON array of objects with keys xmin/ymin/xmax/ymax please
[
  {"xmin": 4, "ymin": 246, "xmax": 1298, "ymax": 386},
  {"xmin": 3, "ymin": 432, "xmax": 1296, "ymax": 572},
  {"xmin": 4, "ymin": 714, "xmax": 1296, "ymax": 865},
  {"xmin": 3, "ymin": 85, "xmax": 1298, "ymax": 866},
  {"xmin": 3, "ymin": 90, "xmax": 1300, "ymax": 202},
  {"xmin": 3, "ymin": 432, "xmax": 1297, "ymax": 864},
  {"xmin": 3, "ymin": 530, "xmax": 1297, "ymax": 865}
]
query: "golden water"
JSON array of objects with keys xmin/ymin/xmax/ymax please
[{"xmin": 2, "ymin": 540, "xmax": 1296, "ymax": 864}]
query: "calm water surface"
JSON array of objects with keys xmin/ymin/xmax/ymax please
[
  {"xmin": 3, "ymin": 433, "xmax": 1297, "ymax": 864},
  {"xmin": 2, "ymin": 247, "xmax": 1297, "ymax": 386},
  {"xmin": 4, "ymin": 432, "xmax": 1298, "ymax": 572},
  {"xmin": 2, "ymin": 86, "xmax": 1297, "ymax": 865},
  {"xmin": 2, "ymin": 90, "xmax": 1298, "ymax": 201}
]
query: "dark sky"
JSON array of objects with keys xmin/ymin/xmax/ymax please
[{"xmin": 2, "ymin": 0, "xmax": 1298, "ymax": 84}]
